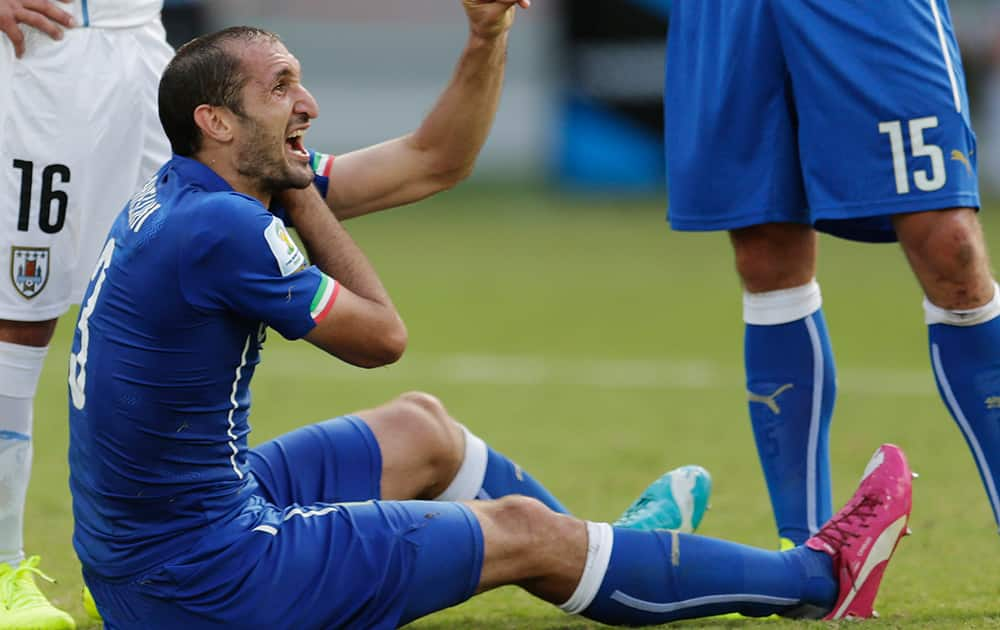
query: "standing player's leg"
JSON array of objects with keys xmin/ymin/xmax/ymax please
[
  {"xmin": 2, "ymin": 20, "xmax": 165, "ymax": 628},
  {"xmin": 771, "ymin": 0, "xmax": 992, "ymax": 528},
  {"xmin": 665, "ymin": 0, "xmax": 835, "ymax": 548},
  {"xmin": 894, "ymin": 208, "xmax": 1000, "ymax": 528},
  {"xmin": 0, "ymin": 321, "xmax": 52, "ymax": 568},
  {"xmin": 0, "ymin": 325, "xmax": 67, "ymax": 628},
  {"xmin": 731, "ymin": 224, "xmax": 836, "ymax": 547}
]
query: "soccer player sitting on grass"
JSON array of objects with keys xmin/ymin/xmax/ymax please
[{"xmin": 69, "ymin": 8, "xmax": 914, "ymax": 629}]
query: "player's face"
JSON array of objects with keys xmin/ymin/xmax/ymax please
[{"xmin": 232, "ymin": 40, "xmax": 319, "ymax": 193}]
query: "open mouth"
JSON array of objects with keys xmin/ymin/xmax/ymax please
[{"xmin": 285, "ymin": 129, "xmax": 309, "ymax": 161}]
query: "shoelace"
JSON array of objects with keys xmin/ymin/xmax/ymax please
[
  {"xmin": 0, "ymin": 558, "xmax": 56, "ymax": 610},
  {"xmin": 811, "ymin": 494, "xmax": 883, "ymax": 583}
]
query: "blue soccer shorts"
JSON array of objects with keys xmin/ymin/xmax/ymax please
[
  {"xmin": 83, "ymin": 416, "xmax": 485, "ymax": 629},
  {"xmin": 666, "ymin": 0, "xmax": 980, "ymax": 242}
]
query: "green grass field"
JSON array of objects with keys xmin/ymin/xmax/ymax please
[{"xmin": 28, "ymin": 187, "xmax": 1000, "ymax": 628}]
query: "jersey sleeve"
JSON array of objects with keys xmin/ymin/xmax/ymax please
[{"xmin": 179, "ymin": 195, "xmax": 340, "ymax": 340}]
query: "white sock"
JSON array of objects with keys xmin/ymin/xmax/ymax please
[
  {"xmin": 924, "ymin": 281, "xmax": 1000, "ymax": 326},
  {"xmin": 0, "ymin": 341, "xmax": 48, "ymax": 566},
  {"xmin": 743, "ymin": 279, "xmax": 823, "ymax": 325},
  {"xmin": 559, "ymin": 521, "xmax": 614, "ymax": 615},
  {"xmin": 433, "ymin": 425, "xmax": 488, "ymax": 501}
]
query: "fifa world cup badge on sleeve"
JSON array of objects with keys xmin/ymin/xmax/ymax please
[
  {"xmin": 264, "ymin": 216, "xmax": 306, "ymax": 277},
  {"xmin": 10, "ymin": 247, "xmax": 49, "ymax": 299}
]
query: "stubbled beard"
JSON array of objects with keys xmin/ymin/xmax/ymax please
[{"xmin": 234, "ymin": 115, "xmax": 313, "ymax": 194}]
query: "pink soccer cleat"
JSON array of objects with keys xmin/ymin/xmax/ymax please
[{"xmin": 805, "ymin": 444, "xmax": 913, "ymax": 620}]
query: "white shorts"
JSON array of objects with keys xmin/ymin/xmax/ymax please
[{"xmin": 0, "ymin": 20, "xmax": 172, "ymax": 321}]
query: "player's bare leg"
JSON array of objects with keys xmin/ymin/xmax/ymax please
[
  {"xmin": 729, "ymin": 223, "xmax": 816, "ymax": 294},
  {"xmin": 0, "ymin": 318, "xmax": 74, "ymax": 629},
  {"xmin": 894, "ymin": 207, "xmax": 1000, "ymax": 528},
  {"xmin": 728, "ymin": 224, "xmax": 836, "ymax": 548}
]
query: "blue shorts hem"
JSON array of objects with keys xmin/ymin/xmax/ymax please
[
  {"xmin": 669, "ymin": 191, "xmax": 981, "ymax": 238},
  {"xmin": 811, "ymin": 192, "xmax": 981, "ymax": 222},
  {"xmin": 668, "ymin": 210, "xmax": 809, "ymax": 232},
  {"xmin": 454, "ymin": 503, "xmax": 485, "ymax": 601}
]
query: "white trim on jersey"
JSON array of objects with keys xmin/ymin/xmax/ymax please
[
  {"xmin": 929, "ymin": 0, "xmax": 962, "ymax": 114},
  {"xmin": 284, "ymin": 506, "xmax": 340, "ymax": 521},
  {"xmin": 225, "ymin": 335, "xmax": 252, "ymax": 479},
  {"xmin": 931, "ymin": 344, "xmax": 1000, "ymax": 525},
  {"xmin": 805, "ymin": 315, "xmax": 825, "ymax": 536}
]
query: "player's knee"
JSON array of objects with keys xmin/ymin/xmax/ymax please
[
  {"xmin": 398, "ymin": 391, "xmax": 448, "ymax": 418},
  {"xmin": 730, "ymin": 225, "xmax": 815, "ymax": 292},
  {"xmin": 489, "ymin": 495, "xmax": 559, "ymax": 542},
  {"xmin": 905, "ymin": 210, "xmax": 986, "ymax": 279},
  {"xmin": 395, "ymin": 391, "xmax": 464, "ymax": 480},
  {"xmin": 0, "ymin": 318, "xmax": 58, "ymax": 348}
]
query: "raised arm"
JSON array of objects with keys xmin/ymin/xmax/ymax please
[{"xmin": 323, "ymin": 0, "xmax": 530, "ymax": 220}]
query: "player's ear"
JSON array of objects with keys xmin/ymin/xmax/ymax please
[{"xmin": 193, "ymin": 104, "xmax": 235, "ymax": 145}]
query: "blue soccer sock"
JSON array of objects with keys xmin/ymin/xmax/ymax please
[
  {"xmin": 926, "ymin": 285, "xmax": 1000, "ymax": 529},
  {"xmin": 435, "ymin": 426, "xmax": 568, "ymax": 513},
  {"xmin": 561, "ymin": 524, "xmax": 836, "ymax": 625},
  {"xmin": 744, "ymin": 280, "xmax": 836, "ymax": 545}
]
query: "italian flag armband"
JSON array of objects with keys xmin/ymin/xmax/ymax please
[
  {"xmin": 310, "ymin": 273, "xmax": 340, "ymax": 324},
  {"xmin": 309, "ymin": 151, "xmax": 334, "ymax": 198}
]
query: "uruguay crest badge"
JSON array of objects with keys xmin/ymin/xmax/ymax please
[{"xmin": 10, "ymin": 247, "xmax": 49, "ymax": 299}]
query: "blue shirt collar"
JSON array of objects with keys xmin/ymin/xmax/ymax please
[{"xmin": 166, "ymin": 155, "xmax": 235, "ymax": 193}]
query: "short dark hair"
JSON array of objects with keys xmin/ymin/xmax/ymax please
[{"xmin": 158, "ymin": 26, "xmax": 282, "ymax": 157}]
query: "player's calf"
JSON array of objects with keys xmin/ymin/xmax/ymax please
[{"xmin": 895, "ymin": 209, "xmax": 1000, "ymax": 528}]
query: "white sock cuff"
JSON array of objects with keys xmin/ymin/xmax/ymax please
[
  {"xmin": 433, "ymin": 425, "xmax": 488, "ymax": 502},
  {"xmin": 924, "ymin": 281, "xmax": 1000, "ymax": 327},
  {"xmin": 743, "ymin": 280, "xmax": 822, "ymax": 326},
  {"xmin": 559, "ymin": 521, "xmax": 614, "ymax": 615},
  {"xmin": 0, "ymin": 341, "xmax": 48, "ymax": 399}
]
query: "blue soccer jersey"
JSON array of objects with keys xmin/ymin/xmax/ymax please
[{"xmin": 67, "ymin": 156, "xmax": 339, "ymax": 579}]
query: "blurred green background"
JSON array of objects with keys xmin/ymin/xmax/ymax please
[{"xmin": 29, "ymin": 189, "xmax": 1000, "ymax": 628}]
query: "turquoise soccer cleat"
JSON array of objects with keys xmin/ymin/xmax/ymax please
[{"xmin": 614, "ymin": 465, "xmax": 712, "ymax": 533}]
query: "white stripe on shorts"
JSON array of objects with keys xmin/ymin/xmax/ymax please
[{"xmin": 929, "ymin": 0, "xmax": 961, "ymax": 113}]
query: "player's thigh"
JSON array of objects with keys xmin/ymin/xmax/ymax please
[
  {"xmin": 90, "ymin": 500, "xmax": 484, "ymax": 629},
  {"xmin": 0, "ymin": 29, "xmax": 152, "ymax": 321},
  {"xmin": 249, "ymin": 415, "xmax": 382, "ymax": 507},
  {"xmin": 666, "ymin": 0, "xmax": 808, "ymax": 232},
  {"xmin": 774, "ymin": 0, "xmax": 979, "ymax": 242}
]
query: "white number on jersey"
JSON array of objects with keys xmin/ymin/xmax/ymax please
[
  {"xmin": 878, "ymin": 117, "xmax": 947, "ymax": 195},
  {"xmin": 69, "ymin": 238, "xmax": 116, "ymax": 411}
]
